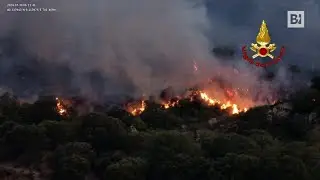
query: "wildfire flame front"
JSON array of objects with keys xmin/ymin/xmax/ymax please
[{"xmin": 126, "ymin": 90, "xmax": 249, "ymax": 116}]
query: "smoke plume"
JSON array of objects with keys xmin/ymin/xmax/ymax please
[
  {"xmin": 0, "ymin": 0, "xmax": 218, "ymax": 100},
  {"xmin": 0, "ymin": 0, "xmax": 318, "ymax": 104}
]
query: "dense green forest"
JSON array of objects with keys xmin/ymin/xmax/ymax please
[{"xmin": 0, "ymin": 78, "xmax": 319, "ymax": 180}]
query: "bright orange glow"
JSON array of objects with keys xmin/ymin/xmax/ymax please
[
  {"xmin": 161, "ymin": 99, "xmax": 179, "ymax": 109},
  {"xmin": 125, "ymin": 100, "xmax": 146, "ymax": 116},
  {"xmin": 55, "ymin": 97, "xmax": 68, "ymax": 116},
  {"xmin": 126, "ymin": 89, "xmax": 250, "ymax": 116},
  {"xmin": 124, "ymin": 60, "xmax": 258, "ymax": 116},
  {"xmin": 198, "ymin": 91, "xmax": 247, "ymax": 114}
]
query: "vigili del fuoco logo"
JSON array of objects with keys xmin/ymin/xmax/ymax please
[{"xmin": 242, "ymin": 20, "xmax": 285, "ymax": 67}]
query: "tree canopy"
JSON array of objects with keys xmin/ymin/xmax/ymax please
[{"xmin": 0, "ymin": 86, "xmax": 319, "ymax": 180}]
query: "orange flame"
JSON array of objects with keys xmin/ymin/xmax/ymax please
[
  {"xmin": 125, "ymin": 100, "xmax": 146, "ymax": 116},
  {"xmin": 125, "ymin": 61, "xmax": 254, "ymax": 116},
  {"xmin": 198, "ymin": 91, "xmax": 247, "ymax": 114},
  {"xmin": 55, "ymin": 97, "xmax": 68, "ymax": 116},
  {"xmin": 161, "ymin": 99, "xmax": 179, "ymax": 109},
  {"xmin": 126, "ymin": 90, "xmax": 249, "ymax": 116}
]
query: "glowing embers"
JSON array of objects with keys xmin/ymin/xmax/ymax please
[
  {"xmin": 55, "ymin": 97, "xmax": 69, "ymax": 116},
  {"xmin": 125, "ymin": 89, "xmax": 249, "ymax": 116}
]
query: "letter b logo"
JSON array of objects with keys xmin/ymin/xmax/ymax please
[{"xmin": 287, "ymin": 11, "xmax": 304, "ymax": 28}]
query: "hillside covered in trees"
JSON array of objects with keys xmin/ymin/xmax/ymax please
[{"xmin": 0, "ymin": 78, "xmax": 319, "ymax": 180}]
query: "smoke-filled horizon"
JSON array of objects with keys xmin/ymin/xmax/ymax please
[
  {"xmin": 0, "ymin": 0, "xmax": 216, "ymax": 100},
  {"xmin": 0, "ymin": 0, "xmax": 317, "ymax": 103}
]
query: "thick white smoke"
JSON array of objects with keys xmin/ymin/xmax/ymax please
[
  {"xmin": 0, "ymin": 0, "xmax": 316, "ymax": 104},
  {"xmin": 0, "ymin": 0, "xmax": 217, "ymax": 99}
]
